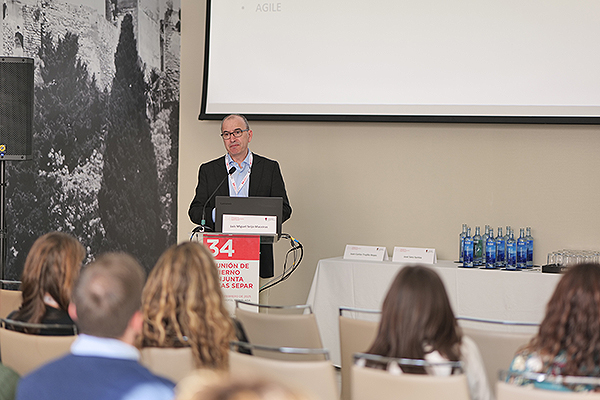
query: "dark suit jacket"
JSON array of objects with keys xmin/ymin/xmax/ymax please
[{"xmin": 189, "ymin": 153, "xmax": 292, "ymax": 278}]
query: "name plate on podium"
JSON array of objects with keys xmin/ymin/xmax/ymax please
[
  {"xmin": 203, "ymin": 234, "xmax": 260, "ymax": 316},
  {"xmin": 222, "ymin": 215, "xmax": 277, "ymax": 235},
  {"xmin": 392, "ymin": 247, "xmax": 437, "ymax": 264},
  {"xmin": 344, "ymin": 245, "xmax": 389, "ymax": 261}
]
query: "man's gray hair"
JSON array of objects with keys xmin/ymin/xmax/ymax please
[{"xmin": 221, "ymin": 114, "xmax": 250, "ymax": 132}]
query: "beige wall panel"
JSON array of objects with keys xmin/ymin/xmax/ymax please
[{"xmin": 179, "ymin": 0, "xmax": 600, "ymax": 306}]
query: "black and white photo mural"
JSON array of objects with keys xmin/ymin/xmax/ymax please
[{"xmin": 2, "ymin": 0, "xmax": 180, "ymax": 277}]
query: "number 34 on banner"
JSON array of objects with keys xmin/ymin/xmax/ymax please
[
  {"xmin": 205, "ymin": 238, "xmax": 234, "ymax": 257},
  {"xmin": 202, "ymin": 234, "xmax": 260, "ymax": 260}
]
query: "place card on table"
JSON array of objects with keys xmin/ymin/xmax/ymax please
[
  {"xmin": 343, "ymin": 245, "xmax": 389, "ymax": 261},
  {"xmin": 392, "ymin": 247, "xmax": 437, "ymax": 264}
]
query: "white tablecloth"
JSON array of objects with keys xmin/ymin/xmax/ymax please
[{"xmin": 306, "ymin": 257, "xmax": 562, "ymax": 366}]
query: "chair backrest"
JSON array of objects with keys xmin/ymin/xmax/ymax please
[
  {"xmin": 351, "ymin": 354, "xmax": 470, "ymax": 400},
  {"xmin": 0, "ymin": 289, "xmax": 22, "ymax": 319},
  {"xmin": 339, "ymin": 307, "xmax": 380, "ymax": 400},
  {"xmin": 0, "ymin": 326, "xmax": 76, "ymax": 375},
  {"xmin": 235, "ymin": 301, "xmax": 324, "ymax": 360},
  {"xmin": 458, "ymin": 317, "xmax": 538, "ymax": 392},
  {"xmin": 497, "ymin": 381, "xmax": 600, "ymax": 400},
  {"xmin": 229, "ymin": 344, "xmax": 338, "ymax": 400},
  {"xmin": 139, "ymin": 347, "xmax": 196, "ymax": 383},
  {"xmin": 498, "ymin": 370, "xmax": 600, "ymax": 399}
]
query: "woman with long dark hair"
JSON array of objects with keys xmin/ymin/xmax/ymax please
[
  {"xmin": 9, "ymin": 232, "xmax": 85, "ymax": 335},
  {"xmin": 368, "ymin": 265, "xmax": 492, "ymax": 400},
  {"xmin": 509, "ymin": 263, "xmax": 600, "ymax": 391}
]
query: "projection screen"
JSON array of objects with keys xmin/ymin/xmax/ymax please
[{"xmin": 200, "ymin": 0, "xmax": 600, "ymax": 123}]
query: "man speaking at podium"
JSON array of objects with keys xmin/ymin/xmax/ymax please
[{"xmin": 189, "ymin": 114, "xmax": 292, "ymax": 279}]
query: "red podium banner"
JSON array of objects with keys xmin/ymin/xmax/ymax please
[{"xmin": 203, "ymin": 234, "xmax": 260, "ymax": 315}]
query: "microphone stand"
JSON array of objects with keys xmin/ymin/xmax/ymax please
[{"xmin": 195, "ymin": 166, "xmax": 236, "ymax": 233}]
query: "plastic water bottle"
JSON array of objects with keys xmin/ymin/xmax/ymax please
[
  {"xmin": 517, "ymin": 228, "xmax": 527, "ymax": 269},
  {"xmin": 495, "ymin": 227, "xmax": 506, "ymax": 268},
  {"xmin": 463, "ymin": 227, "xmax": 474, "ymax": 268},
  {"xmin": 485, "ymin": 228, "xmax": 496, "ymax": 269},
  {"xmin": 526, "ymin": 227, "xmax": 534, "ymax": 268},
  {"xmin": 473, "ymin": 226, "xmax": 483, "ymax": 267},
  {"xmin": 506, "ymin": 230, "xmax": 517, "ymax": 270},
  {"xmin": 459, "ymin": 224, "xmax": 467, "ymax": 262}
]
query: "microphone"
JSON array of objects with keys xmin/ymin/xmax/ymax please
[{"xmin": 199, "ymin": 166, "xmax": 236, "ymax": 231}]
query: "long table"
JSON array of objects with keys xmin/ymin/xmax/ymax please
[{"xmin": 305, "ymin": 257, "xmax": 562, "ymax": 366}]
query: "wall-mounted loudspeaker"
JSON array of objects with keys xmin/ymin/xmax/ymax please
[{"xmin": 0, "ymin": 57, "xmax": 33, "ymax": 160}]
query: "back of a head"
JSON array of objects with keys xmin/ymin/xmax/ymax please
[
  {"xmin": 18, "ymin": 231, "xmax": 85, "ymax": 323},
  {"xmin": 143, "ymin": 242, "xmax": 222, "ymax": 313},
  {"xmin": 141, "ymin": 242, "xmax": 234, "ymax": 369},
  {"xmin": 176, "ymin": 371, "xmax": 309, "ymax": 400},
  {"xmin": 548, "ymin": 262, "xmax": 600, "ymax": 307},
  {"xmin": 73, "ymin": 253, "xmax": 145, "ymax": 338},
  {"xmin": 534, "ymin": 263, "xmax": 600, "ymax": 375},
  {"xmin": 369, "ymin": 265, "xmax": 460, "ymax": 362},
  {"xmin": 198, "ymin": 380, "xmax": 309, "ymax": 400}
]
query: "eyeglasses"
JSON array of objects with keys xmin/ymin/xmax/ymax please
[{"xmin": 220, "ymin": 128, "xmax": 248, "ymax": 140}]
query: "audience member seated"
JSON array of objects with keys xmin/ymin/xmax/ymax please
[
  {"xmin": 7, "ymin": 232, "xmax": 84, "ymax": 335},
  {"xmin": 508, "ymin": 263, "xmax": 600, "ymax": 392},
  {"xmin": 140, "ymin": 242, "xmax": 238, "ymax": 370},
  {"xmin": 0, "ymin": 363, "xmax": 19, "ymax": 400},
  {"xmin": 176, "ymin": 370, "xmax": 309, "ymax": 400},
  {"xmin": 367, "ymin": 265, "xmax": 493, "ymax": 400},
  {"xmin": 15, "ymin": 253, "xmax": 175, "ymax": 400}
]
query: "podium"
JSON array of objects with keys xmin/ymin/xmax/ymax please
[{"xmin": 198, "ymin": 233, "xmax": 260, "ymax": 316}]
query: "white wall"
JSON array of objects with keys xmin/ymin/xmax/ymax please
[{"xmin": 179, "ymin": 0, "xmax": 600, "ymax": 306}]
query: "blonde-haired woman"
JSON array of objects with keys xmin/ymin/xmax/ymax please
[{"xmin": 140, "ymin": 242, "xmax": 236, "ymax": 370}]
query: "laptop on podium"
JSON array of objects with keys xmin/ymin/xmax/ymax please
[{"xmin": 215, "ymin": 196, "xmax": 283, "ymax": 243}]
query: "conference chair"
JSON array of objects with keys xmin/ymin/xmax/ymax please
[
  {"xmin": 497, "ymin": 370, "xmax": 600, "ymax": 399},
  {"xmin": 234, "ymin": 300, "xmax": 324, "ymax": 360},
  {"xmin": 351, "ymin": 353, "xmax": 470, "ymax": 400},
  {"xmin": 139, "ymin": 346, "xmax": 195, "ymax": 383},
  {"xmin": 457, "ymin": 316, "xmax": 539, "ymax": 393},
  {"xmin": 0, "ymin": 319, "xmax": 77, "ymax": 375},
  {"xmin": 338, "ymin": 306, "xmax": 381, "ymax": 400},
  {"xmin": 0, "ymin": 289, "xmax": 22, "ymax": 319},
  {"xmin": 229, "ymin": 341, "xmax": 338, "ymax": 400}
]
